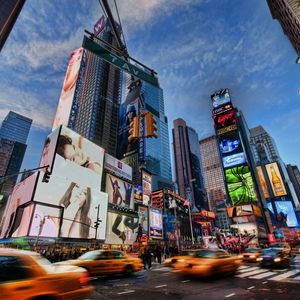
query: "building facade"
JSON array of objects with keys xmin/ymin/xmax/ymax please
[
  {"xmin": 267, "ymin": 0, "xmax": 300, "ymax": 56},
  {"xmin": 286, "ymin": 164, "xmax": 300, "ymax": 204},
  {"xmin": 0, "ymin": 0, "xmax": 26, "ymax": 52}
]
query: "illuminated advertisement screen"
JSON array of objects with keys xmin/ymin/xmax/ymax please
[
  {"xmin": 149, "ymin": 208, "xmax": 163, "ymax": 238},
  {"xmin": 211, "ymin": 88, "xmax": 231, "ymax": 108},
  {"xmin": 52, "ymin": 48, "xmax": 84, "ymax": 130},
  {"xmin": 214, "ymin": 109, "xmax": 236, "ymax": 130},
  {"xmin": 11, "ymin": 204, "xmax": 34, "ymax": 238},
  {"xmin": 39, "ymin": 127, "xmax": 60, "ymax": 173},
  {"xmin": 105, "ymin": 211, "xmax": 139, "ymax": 245},
  {"xmin": 53, "ymin": 125, "xmax": 104, "ymax": 189},
  {"xmin": 0, "ymin": 173, "xmax": 38, "ymax": 239},
  {"xmin": 226, "ymin": 165, "xmax": 257, "ymax": 205},
  {"xmin": 256, "ymin": 166, "xmax": 270, "ymax": 198},
  {"xmin": 105, "ymin": 174, "xmax": 133, "ymax": 208},
  {"xmin": 213, "ymin": 103, "xmax": 233, "ymax": 116},
  {"xmin": 138, "ymin": 206, "xmax": 148, "ymax": 235},
  {"xmin": 142, "ymin": 170, "xmax": 152, "ymax": 206},
  {"xmin": 134, "ymin": 185, "xmax": 143, "ymax": 203},
  {"xmin": 227, "ymin": 204, "xmax": 253, "ymax": 218},
  {"xmin": 104, "ymin": 153, "xmax": 132, "ymax": 182},
  {"xmin": 223, "ymin": 153, "xmax": 246, "ymax": 168},
  {"xmin": 265, "ymin": 162, "xmax": 287, "ymax": 197},
  {"xmin": 275, "ymin": 201, "xmax": 298, "ymax": 227},
  {"xmin": 34, "ymin": 174, "xmax": 108, "ymax": 239},
  {"xmin": 163, "ymin": 215, "xmax": 176, "ymax": 241}
]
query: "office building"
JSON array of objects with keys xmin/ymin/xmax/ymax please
[
  {"xmin": 172, "ymin": 118, "xmax": 207, "ymax": 211},
  {"xmin": 0, "ymin": 0, "xmax": 26, "ymax": 52},
  {"xmin": 286, "ymin": 164, "xmax": 300, "ymax": 203},
  {"xmin": 267, "ymin": 0, "xmax": 300, "ymax": 56}
]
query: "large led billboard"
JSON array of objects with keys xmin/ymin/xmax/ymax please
[
  {"xmin": 265, "ymin": 162, "xmax": 287, "ymax": 197},
  {"xmin": 226, "ymin": 165, "xmax": 257, "ymax": 205},
  {"xmin": 149, "ymin": 208, "xmax": 163, "ymax": 239},
  {"xmin": 104, "ymin": 153, "xmax": 132, "ymax": 182},
  {"xmin": 53, "ymin": 125, "xmax": 104, "ymax": 189},
  {"xmin": 138, "ymin": 205, "xmax": 148, "ymax": 235},
  {"xmin": 227, "ymin": 204, "xmax": 253, "ymax": 218},
  {"xmin": 211, "ymin": 88, "xmax": 231, "ymax": 109},
  {"xmin": 214, "ymin": 109, "xmax": 236, "ymax": 131},
  {"xmin": 52, "ymin": 48, "xmax": 84, "ymax": 130},
  {"xmin": 34, "ymin": 173, "xmax": 108, "ymax": 239},
  {"xmin": 275, "ymin": 201, "xmax": 298, "ymax": 227},
  {"xmin": 105, "ymin": 211, "xmax": 139, "ymax": 244},
  {"xmin": 142, "ymin": 170, "xmax": 152, "ymax": 206},
  {"xmin": 256, "ymin": 166, "xmax": 270, "ymax": 198},
  {"xmin": 134, "ymin": 185, "xmax": 143, "ymax": 204},
  {"xmin": 105, "ymin": 174, "xmax": 133, "ymax": 208},
  {"xmin": 223, "ymin": 153, "xmax": 246, "ymax": 168}
]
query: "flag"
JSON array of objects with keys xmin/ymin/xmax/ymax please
[{"xmin": 183, "ymin": 200, "xmax": 190, "ymax": 206}]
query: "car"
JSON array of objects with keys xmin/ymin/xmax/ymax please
[
  {"xmin": 291, "ymin": 244, "xmax": 300, "ymax": 255},
  {"xmin": 0, "ymin": 248, "xmax": 94, "ymax": 300},
  {"xmin": 269, "ymin": 242, "xmax": 291, "ymax": 255},
  {"xmin": 164, "ymin": 249, "xmax": 197, "ymax": 268},
  {"xmin": 63, "ymin": 250, "xmax": 143, "ymax": 276},
  {"xmin": 256, "ymin": 247, "xmax": 291, "ymax": 268},
  {"xmin": 238, "ymin": 248, "xmax": 262, "ymax": 262},
  {"xmin": 178, "ymin": 249, "xmax": 242, "ymax": 278}
]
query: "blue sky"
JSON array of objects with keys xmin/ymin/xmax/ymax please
[{"xmin": 1, "ymin": 0, "xmax": 299, "ymax": 175}]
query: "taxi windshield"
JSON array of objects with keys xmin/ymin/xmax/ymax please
[{"xmin": 78, "ymin": 251, "xmax": 102, "ymax": 260}]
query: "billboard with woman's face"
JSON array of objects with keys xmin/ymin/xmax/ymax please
[
  {"xmin": 53, "ymin": 126, "xmax": 104, "ymax": 189},
  {"xmin": 105, "ymin": 174, "xmax": 133, "ymax": 208},
  {"xmin": 105, "ymin": 211, "xmax": 139, "ymax": 245}
]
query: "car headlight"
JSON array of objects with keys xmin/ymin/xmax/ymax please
[
  {"xmin": 238, "ymin": 255, "xmax": 243, "ymax": 258},
  {"xmin": 274, "ymin": 257, "xmax": 281, "ymax": 262},
  {"xmin": 250, "ymin": 255, "xmax": 256, "ymax": 258},
  {"xmin": 256, "ymin": 257, "xmax": 263, "ymax": 261},
  {"xmin": 178, "ymin": 259, "xmax": 185, "ymax": 262}
]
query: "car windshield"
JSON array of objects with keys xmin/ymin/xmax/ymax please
[
  {"xmin": 78, "ymin": 251, "xmax": 102, "ymax": 260},
  {"xmin": 194, "ymin": 250, "xmax": 230, "ymax": 259},
  {"xmin": 244, "ymin": 248, "xmax": 260, "ymax": 253},
  {"xmin": 180, "ymin": 250, "xmax": 195, "ymax": 256},
  {"xmin": 262, "ymin": 248, "xmax": 280, "ymax": 256}
]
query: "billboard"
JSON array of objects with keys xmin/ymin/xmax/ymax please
[
  {"xmin": 134, "ymin": 185, "xmax": 143, "ymax": 203},
  {"xmin": 11, "ymin": 204, "xmax": 34, "ymax": 237},
  {"xmin": 39, "ymin": 127, "xmax": 60, "ymax": 173},
  {"xmin": 226, "ymin": 165, "xmax": 257, "ymax": 205},
  {"xmin": 138, "ymin": 205, "xmax": 148, "ymax": 235},
  {"xmin": 52, "ymin": 48, "xmax": 84, "ymax": 130},
  {"xmin": 256, "ymin": 166, "xmax": 270, "ymax": 198},
  {"xmin": 227, "ymin": 204, "xmax": 253, "ymax": 218},
  {"xmin": 105, "ymin": 211, "xmax": 139, "ymax": 244},
  {"xmin": 265, "ymin": 162, "xmax": 287, "ymax": 197},
  {"xmin": 213, "ymin": 103, "xmax": 233, "ymax": 116},
  {"xmin": 0, "ymin": 173, "xmax": 38, "ymax": 239},
  {"xmin": 104, "ymin": 153, "xmax": 132, "ymax": 182},
  {"xmin": 211, "ymin": 88, "xmax": 231, "ymax": 109},
  {"xmin": 34, "ymin": 173, "xmax": 108, "ymax": 239},
  {"xmin": 105, "ymin": 174, "xmax": 133, "ymax": 208},
  {"xmin": 142, "ymin": 170, "xmax": 152, "ymax": 206},
  {"xmin": 149, "ymin": 208, "xmax": 163, "ymax": 238},
  {"xmin": 223, "ymin": 153, "xmax": 246, "ymax": 168},
  {"xmin": 219, "ymin": 131, "xmax": 243, "ymax": 155},
  {"xmin": 214, "ymin": 109, "xmax": 236, "ymax": 130},
  {"xmin": 275, "ymin": 201, "xmax": 298, "ymax": 227},
  {"xmin": 53, "ymin": 126, "xmax": 104, "ymax": 189}
]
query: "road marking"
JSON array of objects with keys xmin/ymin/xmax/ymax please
[
  {"xmin": 236, "ymin": 269, "xmax": 269, "ymax": 278},
  {"xmin": 155, "ymin": 284, "xmax": 167, "ymax": 288},
  {"xmin": 152, "ymin": 267, "xmax": 170, "ymax": 271},
  {"xmin": 249, "ymin": 271, "xmax": 277, "ymax": 279},
  {"xmin": 247, "ymin": 286, "xmax": 255, "ymax": 290},
  {"xmin": 238, "ymin": 266, "xmax": 249, "ymax": 269},
  {"xmin": 262, "ymin": 281, "xmax": 268, "ymax": 284},
  {"xmin": 237, "ymin": 267, "xmax": 259, "ymax": 273},
  {"xmin": 225, "ymin": 293, "xmax": 236, "ymax": 298},
  {"xmin": 293, "ymin": 276, "xmax": 300, "ymax": 280},
  {"xmin": 117, "ymin": 290, "xmax": 135, "ymax": 295},
  {"xmin": 269, "ymin": 270, "xmax": 300, "ymax": 281},
  {"xmin": 181, "ymin": 280, "xmax": 190, "ymax": 283}
]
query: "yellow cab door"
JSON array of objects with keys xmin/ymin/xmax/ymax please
[{"xmin": 109, "ymin": 250, "xmax": 127, "ymax": 273}]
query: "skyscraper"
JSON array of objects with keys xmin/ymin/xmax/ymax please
[
  {"xmin": 0, "ymin": 0, "xmax": 26, "ymax": 52},
  {"xmin": 267, "ymin": 0, "xmax": 300, "ymax": 56},
  {"xmin": 172, "ymin": 118, "xmax": 206, "ymax": 211},
  {"xmin": 286, "ymin": 164, "xmax": 300, "ymax": 202}
]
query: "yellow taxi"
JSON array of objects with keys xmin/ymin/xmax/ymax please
[
  {"xmin": 0, "ymin": 248, "xmax": 94, "ymax": 300},
  {"xmin": 178, "ymin": 249, "xmax": 242, "ymax": 278},
  {"xmin": 164, "ymin": 249, "xmax": 197, "ymax": 269},
  {"xmin": 238, "ymin": 248, "xmax": 262, "ymax": 262},
  {"xmin": 64, "ymin": 250, "xmax": 143, "ymax": 276}
]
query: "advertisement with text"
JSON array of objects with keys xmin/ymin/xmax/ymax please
[{"xmin": 265, "ymin": 162, "xmax": 287, "ymax": 197}]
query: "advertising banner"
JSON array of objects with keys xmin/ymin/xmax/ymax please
[
  {"xmin": 138, "ymin": 205, "xmax": 148, "ymax": 235},
  {"xmin": 149, "ymin": 208, "xmax": 163, "ymax": 238},
  {"xmin": 104, "ymin": 153, "xmax": 132, "ymax": 182},
  {"xmin": 214, "ymin": 109, "xmax": 236, "ymax": 131},
  {"xmin": 52, "ymin": 48, "xmax": 84, "ymax": 130},
  {"xmin": 53, "ymin": 126, "xmax": 104, "ymax": 189},
  {"xmin": 265, "ymin": 162, "xmax": 287, "ymax": 197},
  {"xmin": 256, "ymin": 166, "xmax": 270, "ymax": 198},
  {"xmin": 142, "ymin": 171, "xmax": 152, "ymax": 206},
  {"xmin": 223, "ymin": 153, "xmax": 246, "ymax": 169},
  {"xmin": 105, "ymin": 211, "xmax": 139, "ymax": 245},
  {"xmin": 212, "ymin": 103, "xmax": 233, "ymax": 116},
  {"xmin": 275, "ymin": 201, "xmax": 298, "ymax": 227},
  {"xmin": 105, "ymin": 173, "xmax": 133, "ymax": 208},
  {"xmin": 11, "ymin": 204, "xmax": 34, "ymax": 237},
  {"xmin": 211, "ymin": 88, "xmax": 231, "ymax": 109},
  {"xmin": 34, "ymin": 174, "xmax": 108, "ymax": 239},
  {"xmin": 226, "ymin": 165, "xmax": 257, "ymax": 205},
  {"xmin": 134, "ymin": 185, "xmax": 143, "ymax": 203},
  {"xmin": 163, "ymin": 215, "xmax": 176, "ymax": 241}
]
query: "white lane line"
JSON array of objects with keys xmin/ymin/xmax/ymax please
[
  {"xmin": 155, "ymin": 284, "xmax": 167, "ymax": 288},
  {"xmin": 247, "ymin": 286, "xmax": 255, "ymax": 290},
  {"xmin": 269, "ymin": 270, "xmax": 300, "ymax": 281},
  {"xmin": 238, "ymin": 266, "xmax": 249, "ymax": 269},
  {"xmin": 181, "ymin": 280, "xmax": 190, "ymax": 283},
  {"xmin": 225, "ymin": 293, "xmax": 236, "ymax": 298},
  {"xmin": 237, "ymin": 267, "xmax": 259, "ymax": 273},
  {"xmin": 236, "ymin": 269, "xmax": 269, "ymax": 278},
  {"xmin": 249, "ymin": 271, "xmax": 277, "ymax": 279},
  {"xmin": 262, "ymin": 281, "xmax": 268, "ymax": 284},
  {"xmin": 115, "ymin": 284, "xmax": 129, "ymax": 287},
  {"xmin": 293, "ymin": 276, "xmax": 300, "ymax": 280},
  {"xmin": 117, "ymin": 290, "xmax": 135, "ymax": 295}
]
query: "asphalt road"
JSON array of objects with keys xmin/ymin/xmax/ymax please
[{"xmin": 88, "ymin": 257, "xmax": 300, "ymax": 300}]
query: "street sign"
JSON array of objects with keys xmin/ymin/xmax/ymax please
[{"xmin": 82, "ymin": 36, "xmax": 159, "ymax": 87}]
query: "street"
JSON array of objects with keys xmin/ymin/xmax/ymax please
[{"xmin": 89, "ymin": 256, "xmax": 300, "ymax": 300}]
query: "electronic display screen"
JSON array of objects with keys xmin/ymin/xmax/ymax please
[
  {"xmin": 149, "ymin": 208, "xmax": 163, "ymax": 238},
  {"xmin": 265, "ymin": 162, "xmax": 287, "ymax": 197},
  {"xmin": 142, "ymin": 171, "xmax": 152, "ymax": 206},
  {"xmin": 211, "ymin": 88, "xmax": 231, "ymax": 108},
  {"xmin": 214, "ymin": 109, "xmax": 236, "ymax": 130},
  {"xmin": 275, "ymin": 201, "xmax": 298, "ymax": 227}
]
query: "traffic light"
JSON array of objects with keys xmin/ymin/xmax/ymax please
[
  {"xmin": 145, "ymin": 112, "xmax": 158, "ymax": 138},
  {"xmin": 94, "ymin": 219, "xmax": 101, "ymax": 229},
  {"xmin": 128, "ymin": 116, "xmax": 140, "ymax": 142},
  {"xmin": 42, "ymin": 169, "xmax": 51, "ymax": 183}
]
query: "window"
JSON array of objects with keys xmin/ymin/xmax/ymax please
[
  {"xmin": 0, "ymin": 256, "xmax": 31, "ymax": 282},
  {"xmin": 112, "ymin": 251, "xmax": 125, "ymax": 259}
]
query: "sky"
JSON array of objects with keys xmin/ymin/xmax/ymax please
[{"xmin": 1, "ymin": 0, "xmax": 300, "ymax": 177}]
